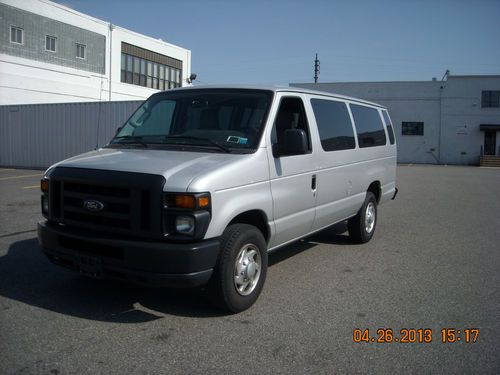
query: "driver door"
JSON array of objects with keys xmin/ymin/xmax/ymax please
[{"xmin": 267, "ymin": 94, "xmax": 318, "ymax": 248}]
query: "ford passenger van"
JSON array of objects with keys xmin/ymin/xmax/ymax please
[{"xmin": 38, "ymin": 86, "xmax": 397, "ymax": 312}]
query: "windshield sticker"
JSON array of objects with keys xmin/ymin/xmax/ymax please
[{"xmin": 226, "ymin": 136, "xmax": 248, "ymax": 145}]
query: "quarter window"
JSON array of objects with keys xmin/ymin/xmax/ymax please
[
  {"xmin": 311, "ymin": 99, "xmax": 355, "ymax": 151},
  {"xmin": 46, "ymin": 35, "xmax": 57, "ymax": 52},
  {"xmin": 350, "ymin": 104, "xmax": 387, "ymax": 147},
  {"xmin": 382, "ymin": 110, "xmax": 395, "ymax": 144},
  {"xmin": 10, "ymin": 26, "xmax": 23, "ymax": 44},
  {"xmin": 402, "ymin": 122, "xmax": 424, "ymax": 136},
  {"xmin": 481, "ymin": 91, "xmax": 500, "ymax": 108}
]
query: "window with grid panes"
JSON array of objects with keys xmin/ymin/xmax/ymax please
[
  {"xmin": 10, "ymin": 26, "xmax": 23, "ymax": 44},
  {"xmin": 46, "ymin": 35, "xmax": 57, "ymax": 52}
]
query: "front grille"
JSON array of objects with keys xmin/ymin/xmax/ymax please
[{"xmin": 48, "ymin": 167, "xmax": 165, "ymax": 239}]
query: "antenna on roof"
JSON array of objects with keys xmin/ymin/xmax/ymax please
[
  {"xmin": 314, "ymin": 53, "xmax": 320, "ymax": 83},
  {"xmin": 441, "ymin": 69, "xmax": 450, "ymax": 81}
]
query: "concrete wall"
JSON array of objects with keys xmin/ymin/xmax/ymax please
[
  {"xmin": 0, "ymin": 100, "xmax": 142, "ymax": 169},
  {"xmin": 440, "ymin": 76, "xmax": 500, "ymax": 164},
  {"xmin": 0, "ymin": 0, "xmax": 191, "ymax": 105},
  {"xmin": 292, "ymin": 76, "xmax": 500, "ymax": 165}
]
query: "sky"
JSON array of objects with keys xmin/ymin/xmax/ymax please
[{"xmin": 54, "ymin": 0, "xmax": 500, "ymax": 85}]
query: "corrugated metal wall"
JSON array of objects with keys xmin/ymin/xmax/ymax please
[{"xmin": 0, "ymin": 101, "xmax": 142, "ymax": 169}]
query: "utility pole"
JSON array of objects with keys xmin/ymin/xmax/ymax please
[{"xmin": 314, "ymin": 53, "xmax": 320, "ymax": 83}]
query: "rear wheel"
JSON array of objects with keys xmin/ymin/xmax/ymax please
[
  {"xmin": 208, "ymin": 224, "xmax": 268, "ymax": 313},
  {"xmin": 348, "ymin": 191, "xmax": 377, "ymax": 244}
]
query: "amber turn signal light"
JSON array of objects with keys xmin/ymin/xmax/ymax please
[
  {"xmin": 41, "ymin": 179, "xmax": 49, "ymax": 193},
  {"xmin": 175, "ymin": 195, "xmax": 196, "ymax": 209},
  {"xmin": 198, "ymin": 196, "xmax": 210, "ymax": 208}
]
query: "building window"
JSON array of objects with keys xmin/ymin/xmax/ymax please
[
  {"xmin": 120, "ymin": 52, "xmax": 182, "ymax": 90},
  {"xmin": 133, "ymin": 56, "xmax": 140, "ymax": 85},
  {"xmin": 481, "ymin": 91, "xmax": 500, "ymax": 108},
  {"xmin": 402, "ymin": 122, "xmax": 424, "ymax": 135},
  {"xmin": 10, "ymin": 26, "xmax": 23, "ymax": 45},
  {"xmin": 76, "ymin": 44, "xmax": 86, "ymax": 59},
  {"xmin": 46, "ymin": 35, "xmax": 57, "ymax": 52}
]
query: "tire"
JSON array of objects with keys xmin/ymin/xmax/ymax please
[
  {"xmin": 207, "ymin": 224, "xmax": 268, "ymax": 313},
  {"xmin": 348, "ymin": 191, "xmax": 377, "ymax": 244}
]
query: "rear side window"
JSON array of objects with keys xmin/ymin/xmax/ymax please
[
  {"xmin": 350, "ymin": 104, "xmax": 387, "ymax": 148},
  {"xmin": 382, "ymin": 110, "xmax": 395, "ymax": 144},
  {"xmin": 311, "ymin": 99, "xmax": 355, "ymax": 151}
]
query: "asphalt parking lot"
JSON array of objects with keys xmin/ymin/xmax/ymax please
[{"xmin": 0, "ymin": 165, "xmax": 499, "ymax": 374}]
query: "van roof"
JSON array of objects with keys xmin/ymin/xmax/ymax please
[{"xmin": 166, "ymin": 85, "xmax": 386, "ymax": 109}]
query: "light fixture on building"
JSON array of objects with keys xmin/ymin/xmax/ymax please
[{"xmin": 186, "ymin": 73, "xmax": 197, "ymax": 84}]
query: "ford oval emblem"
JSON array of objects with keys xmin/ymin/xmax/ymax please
[{"xmin": 83, "ymin": 199, "xmax": 104, "ymax": 212}]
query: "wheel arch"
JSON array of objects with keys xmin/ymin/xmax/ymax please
[
  {"xmin": 227, "ymin": 210, "xmax": 271, "ymax": 244},
  {"xmin": 367, "ymin": 180, "xmax": 381, "ymax": 203}
]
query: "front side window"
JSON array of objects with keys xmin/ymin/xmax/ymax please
[
  {"xmin": 109, "ymin": 89, "xmax": 273, "ymax": 153},
  {"xmin": 311, "ymin": 99, "xmax": 355, "ymax": 151},
  {"xmin": 10, "ymin": 26, "xmax": 23, "ymax": 44},
  {"xmin": 272, "ymin": 97, "xmax": 312, "ymax": 153},
  {"xmin": 350, "ymin": 104, "xmax": 387, "ymax": 148},
  {"xmin": 46, "ymin": 35, "xmax": 57, "ymax": 52},
  {"xmin": 481, "ymin": 91, "xmax": 500, "ymax": 108}
]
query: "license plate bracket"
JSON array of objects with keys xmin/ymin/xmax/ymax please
[{"xmin": 75, "ymin": 255, "xmax": 103, "ymax": 279}]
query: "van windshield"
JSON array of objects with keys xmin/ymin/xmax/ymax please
[{"xmin": 109, "ymin": 89, "xmax": 274, "ymax": 153}]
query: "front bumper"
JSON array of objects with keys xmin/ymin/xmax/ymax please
[{"xmin": 37, "ymin": 220, "xmax": 220, "ymax": 288}]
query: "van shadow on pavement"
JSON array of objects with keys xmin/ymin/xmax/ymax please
[{"xmin": 0, "ymin": 223, "xmax": 353, "ymax": 322}]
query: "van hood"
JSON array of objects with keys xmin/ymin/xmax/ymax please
[{"xmin": 50, "ymin": 148, "xmax": 253, "ymax": 192}]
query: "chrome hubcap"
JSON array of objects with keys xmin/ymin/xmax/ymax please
[
  {"xmin": 365, "ymin": 202, "xmax": 376, "ymax": 233},
  {"xmin": 234, "ymin": 244, "xmax": 261, "ymax": 296}
]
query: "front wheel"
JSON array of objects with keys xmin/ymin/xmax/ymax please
[
  {"xmin": 207, "ymin": 224, "xmax": 268, "ymax": 313},
  {"xmin": 348, "ymin": 191, "xmax": 377, "ymax": 244}
]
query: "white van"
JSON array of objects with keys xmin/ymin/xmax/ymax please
[{"xmin": 38, "ymin": 86, "xmax": 397, "ymax": 312}]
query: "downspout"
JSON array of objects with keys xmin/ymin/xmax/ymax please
[
  {"xmin": 438, "ymin": 84, "xmax": 443, "ymax": 164},
  {"xmin": 108, "ymin": 23, "xmax": 113, "ymax": 101},
  {"xmin": 437, "ymin": 70, "xmax": 449, "ymax": 164}
]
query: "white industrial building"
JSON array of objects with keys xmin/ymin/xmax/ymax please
[
  {"xmin": 292, "ymin": 75, "xmax": 500, "ymax": 166},
  {"xmin": 0, "ymin": 0, "xmax": 191, "ymax": 105}
]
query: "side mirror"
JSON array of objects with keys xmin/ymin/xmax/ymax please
[
  {"xmin": 273, "ymin": 129, "xmax": 308, "ymax": 157},
  {"xmin": 114, "ymin": 126, "xmax": 123, "ymax": 136}
]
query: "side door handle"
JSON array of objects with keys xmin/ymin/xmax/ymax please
[{"xmin": 311, "ymin": 174, "xmax": 316, "ymax": 190}]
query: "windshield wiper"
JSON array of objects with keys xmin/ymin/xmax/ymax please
[
  {"xmin": 163, "ymin": 135, "xmax": 231, "ymax": 153},
  {"xmin": 111, "ymin": 136, "xmax": 148, "ymax": 148}
]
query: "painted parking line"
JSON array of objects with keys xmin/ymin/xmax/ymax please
[
  {"xmin": 23, "ymin": 185, "xmax": 40, "ymax": 189},
  {"xmin": 0, "ymin": 173, "xmax": 42, "ymax": 181}
]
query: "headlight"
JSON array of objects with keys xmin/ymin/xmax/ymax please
[
  {"xmin": 162, "ymin": 192, "xmax": 211, "ymax": 240},
  {"xmin": 41, "ymin": 195, "xmax": 49, "ymax": 215},
  {"xmin": 175, "ymin": 216, "xmax": 195, "ymax": 235},
  {"xmin": 41, "ymin": 178, "xmax": 49, "ymax": 217}
]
